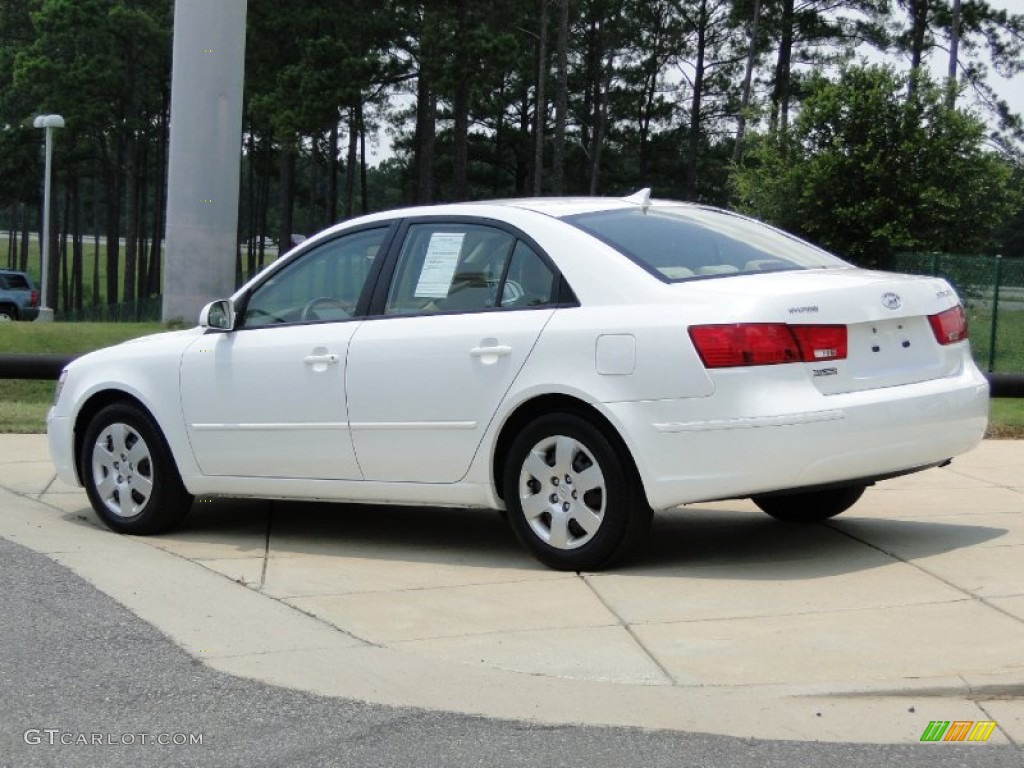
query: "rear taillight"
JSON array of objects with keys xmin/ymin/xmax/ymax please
[
  {"xmin": 30, "ymin": 289, "xmax": 39, "ymax": 307},
  {"xmin": 928, "ymin": 305, "xmax": 968, "ymax": 345},
  {"xmin": 789, "ymin": 325, "xmax": 847, "ymax": 362},
  {"xmin": 689, "ymin": 323, "xmax": 848, "ymax": 369}
]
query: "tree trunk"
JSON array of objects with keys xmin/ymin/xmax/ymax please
[
  {"xmin": 452, "ymin": 0, "xmax": 471, "ymax": 200},
  {"xmin": 517, "ymin": 86, "xmax": 531, "ymax": 195},
  {"xmin": 258, "ymin": 139, "xmax": 271, "ymax": 269},
  {"xmin": 91, "ymin": 176, "xmax": 100, "ymax": 306},
  {"xmin": 732, "ymin": 0, "xmax": 762, "ymax": 164},
  {"xmin": 414, "ymin": 3, "xmax": 439, "ymax": 205},
  {"xmin": 60, "ymin": 186, "xmax": 70, "ymax": 312},
  {"xmin": 359, "ymin": 101, "xmax": 369, "ymax": 214},
  {"xmin": 909, "ymin": 0, "xmax": 929, "ymax": 72},
  {"xmin": 246, "ymin": 132, "xmax": 256, "ymax": 276},
  {"xmin": 136, "ymin": 136, "xmax": 149, "ymax": 302},
  {"xmin": 532, "ymin": 0, "xmax": 549, "ymax": 196},
  {"xmin": 278, "ymin": 143, "xmax": 296, "ymax": 254},
  {"xmin": 123, "ymin": 135, "xmax": 137, "ymax": 306},
  {"xmin": 105, "ymin": 138, "xmax": 123, "ymax": 306},
  {"xmin": 770, "ymin": 0, "xmax": 794, "ymax": 134},
  {"xmin": 19, "ymin": 206, "xmax": 29, "ymax": 273},
  {"xmin": 589, "ymin": 53, "xmax": 612, "ymax": 196},
  {"xmin": 328, "ymin": 120, "xmax": 339, "ymax": 222},
  {"xmin": 907, "ymin": 0, "xmax": 930, "ymax": 98},
  {"xmin": 147, "ymin": 102, "xmax": 168, "ymax": 297},
  {"xmin": 685, "ymin": 0, "xmax": 708, "ymax": 200},
  {"xmin": 551, "ymin": 0, "xmax": 569, "ymax": 195},
  {"xmin": 947, "ymin": 0, "xmax": 961, "ymax": 107},
  {"xmin": 345, "ymin": 107, "xmax": 358, "ymax": 218},
  {"xmin": 72, "ymin": 177, "xmax": 83, "ymax": 312}
]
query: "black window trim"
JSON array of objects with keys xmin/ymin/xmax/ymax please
[
  {"xmin": 364, "ymin": 214, "xmax": 579, "ymax": 320},
  {"xmin": 232, "ymin": 220, "xmax": 401, "ymax": 331}
]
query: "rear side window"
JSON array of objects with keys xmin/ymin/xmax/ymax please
[
  {"xmin": 385, "ymin": 223, "xmax": 559, "ymax": 316},
  {"xmin": 1, "ymin": 274, "xmax": 30, "ymax": 290},
  {"xmin": 565, "ymin": 207, "xmax": 848, "ymax": 282}
]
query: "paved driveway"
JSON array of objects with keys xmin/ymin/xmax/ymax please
[{"xmin": 1, "ymin": 434, "xmax": 1021, "ymax": 745}]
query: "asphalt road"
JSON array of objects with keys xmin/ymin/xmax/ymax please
[{"xmin": 0, "ymin": 536, "xmax": 1019, "ymax": 768}]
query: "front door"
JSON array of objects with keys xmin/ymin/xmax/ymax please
[{"xmin": 180, "ymin": 226, "xmax": 390, "ymax": 479}]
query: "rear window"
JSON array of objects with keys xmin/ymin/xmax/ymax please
[
  {"xmin": 565, "ymin": 206, "xmax": 848, "ymax": 282},
  {"xmin": 0, "ymin": 273, "xmax": 30, "ymax": 290}
]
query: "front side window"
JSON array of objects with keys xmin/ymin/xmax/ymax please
[
  {"xmin": 386, "ymin": 223, "xmax": 554, "ymax": 316},
  {"xmin": 566, "ymin": 206, "xmax": 849, "ymax": 282},
  {"xmin": 242, "ymin": 227, "xmax": 387, "ymax": 327}
]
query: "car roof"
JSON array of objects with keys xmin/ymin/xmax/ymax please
[
  {"xmin": 466, "ymin": 196, "xmax": 712, "ymax": 219},
  {"xmin": 341, "ymin": 196, "xmax": 716, "ymax": 228}
]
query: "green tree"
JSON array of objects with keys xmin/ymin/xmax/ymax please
[{"xmin": 732, "ymin": 65, "xmax": 1018, "ymax": 264}]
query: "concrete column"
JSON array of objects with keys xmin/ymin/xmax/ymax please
[{"xmin": 162, "ymin": 0, "xmax": 247, "ymax": 323}]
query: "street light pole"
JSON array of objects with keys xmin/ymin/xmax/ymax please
[{"xmin": 33, "ymin": 114, "xmax": 65, "ymax": 323}]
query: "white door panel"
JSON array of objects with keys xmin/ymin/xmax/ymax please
[
  {"xmin": 180, "ymin": 324, "xmax": 361, "ymax": 479},
  {"xmin": 347, "ymin": 311, "xmax": 554, "ymax": 482}
]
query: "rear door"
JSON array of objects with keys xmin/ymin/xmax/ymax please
[{"xmin": 346, "ymin": 220, "xmax": 562, "ymax": 482}]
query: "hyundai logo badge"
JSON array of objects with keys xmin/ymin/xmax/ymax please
[{"xmin": 881, "ymin": 292, "xmax": 902, "ymax": 310}]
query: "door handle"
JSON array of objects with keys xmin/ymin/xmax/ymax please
[
  {"xmin": 469, "ymin": 345, "xmax": 512, "ymax": 358},
  {"xmin": 304, "ymin": 353, "xmax": 340, "ymax": 365}
]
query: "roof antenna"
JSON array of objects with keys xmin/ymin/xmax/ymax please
[{"xmin": 622, "ymin": 187, "xmax": 651, "ymax": 212}]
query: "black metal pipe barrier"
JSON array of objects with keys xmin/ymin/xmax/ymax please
[
  {"xmin": 1, "ymin": 353, "xmax": 1023, "ymax": 397},
  {"xmin": 989, "ymin": 373, "xmax": 1024, "ymax": 399},
  {"xmin": 0, "ymin": 353, "xmax": 77, "ymax": 380}
]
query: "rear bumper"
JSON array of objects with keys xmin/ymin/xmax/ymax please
[
  {"xmin": 20, "ymin": 306, "xmax": 39, "ymax": 321},
  {"xmin": 606, "ymin": 364, "xmax": 989, "ymax": 510}
]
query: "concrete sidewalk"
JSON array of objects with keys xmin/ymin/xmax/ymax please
[{"xmin": 1, "ymin": 433, "xmax": 1022, "ymax": 745}]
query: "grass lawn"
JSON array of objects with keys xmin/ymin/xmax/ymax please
[
  {"xmin": 988, "ymin": 398, "xmax": 1024, "ymax": 439},
  {"xmin": 1, "ymin": 320, "xmax": 1022, "ymax": 436},
  {"xmin": 0, "ymin": 322, "xmax": 162, "ymax": 433}
]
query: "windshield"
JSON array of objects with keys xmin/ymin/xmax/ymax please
[{"xmin": 565, "ymin": 206, "xmax": 849, "ymax": 282}]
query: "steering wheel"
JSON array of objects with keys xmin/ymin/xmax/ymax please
[{"xmin": 300, "ymin": 296, "xmax": 352, "ymax": 322}]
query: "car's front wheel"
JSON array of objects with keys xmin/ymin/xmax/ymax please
[
  {"xmin": 752, "ymin": 485, "xmax": 866, "ymax": 523},
  {"xmin": 80, "ymin": 402, "xmax": 193, "ymax": 534},
  {"xmin": 503, "ymin": 413, "xmax": 651, "ymax": 571}
]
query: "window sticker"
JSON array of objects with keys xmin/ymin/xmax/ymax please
[{"xmin": 414, "ymin": 232, "xmax": 465, "ymax": 298}]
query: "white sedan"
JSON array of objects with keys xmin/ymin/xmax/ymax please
[{"xmin": 47, "ymin": 192, "xmax": 989, "ymax": 570}]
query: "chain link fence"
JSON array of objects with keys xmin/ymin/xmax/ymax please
[{"xmin": 891, "ymin": 254, "xmax": 1024, "ymax": 374}]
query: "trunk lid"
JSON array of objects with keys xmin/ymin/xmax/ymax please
[{"xmin": 680, "ymin": 268, "xmax": 967, "ymax": 394}]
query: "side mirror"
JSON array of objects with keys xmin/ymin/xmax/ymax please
[{"xmin": 199, "ymin": 299, "xmax": 235, "ymax": 331}]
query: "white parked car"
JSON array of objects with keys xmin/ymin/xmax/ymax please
[{"xmin": 47, "ymin": 192, "xmax": 989, "ymax": 570}]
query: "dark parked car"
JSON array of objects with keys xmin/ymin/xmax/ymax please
[{"xmin": 0, "ymin": 269, "xmax": 40, "ymax": 321}]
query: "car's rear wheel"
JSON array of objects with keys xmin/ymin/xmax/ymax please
[
  {"xmin": 0, "ymin": 304, "xmax": 16, "ymax": 321},
  {"xmin": 752, "ymin": 485, "xmax": 866, "ymax": 523},
  {"xmin": 81, "ymin": 402, "xmax": 193, "ymax": 534},
  {"xmin": 503, "ymin": 413, "xmax": 651, "ymax": 571}
]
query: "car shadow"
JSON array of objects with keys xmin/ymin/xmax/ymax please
[
  {"xmin": 623, "ymin": 504, "xmax": 1008, "ymax": 578},
  {"xmin": 60, "ymin": 497, "xmax": 1009, "ymax": 579}
]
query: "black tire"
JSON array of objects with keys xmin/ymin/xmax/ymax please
[
  {"xmin": 752, "ymin": 485, "xmax": 866, "ymax": 523},
  {"xmin": 503, "ymin": 412, "xmax": 652, "ymax": 571},
  {"xmin": 0, "ymin": 304, "xmax": 17, "ymax": 321},
  {"xmin": 80, "ymin": 402, "xmax": 193, "ymax": 534}
]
